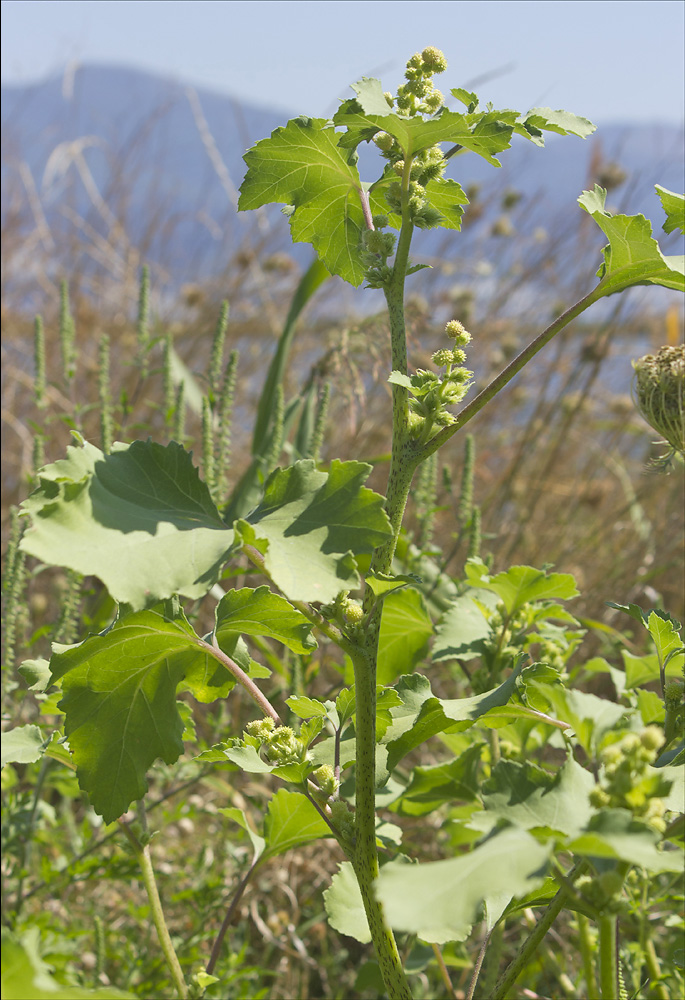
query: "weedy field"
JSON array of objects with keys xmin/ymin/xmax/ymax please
[{"xmin": 2, "ymin": 46, "xmax": 684, "ymax": 1000}]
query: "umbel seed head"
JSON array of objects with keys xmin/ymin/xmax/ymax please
[{"xmin": 632, "ymin": 344, "xmax": 684, "ymax": 458}]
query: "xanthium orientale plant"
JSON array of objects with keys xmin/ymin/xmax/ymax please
[{"xmin": 4, "ymin": 46, "xmax": 685, "ymax": 1000}]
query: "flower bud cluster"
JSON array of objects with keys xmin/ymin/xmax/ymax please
[
  {"xmin": 396, "ymin": 47, "xmax": 447, "ymax": 117},
  {"xmin": 312, "ymin": 764, "xmax": 338, "ymax": 801},
  {"xmin": 589, "ymin": 727, "xmax": 671, "ymax": 832},
  {"xmin": 330, "ymin": 799, "xmax": 356, "ymax": 845},
  {"xmin": 360, "ymin": 221, "xmax": 396, "ymax": 289},
  {"xmin": 632, "ymin": 344, "xmax": 684, "ymax": 460},
  {"xmin": 245, "ymin": 717, "xmax": 305, "ymax": 766},
  {"xmin": 405, "ymin": 320, "xmax": 474, "ymax": 442}
]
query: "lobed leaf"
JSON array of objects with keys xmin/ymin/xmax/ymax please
[
  {"xmin": 655, "ymin": 185, "xmax": 685, "ymax": 235},
  {"xmin": 215, "ymin": 586, "xmax": 317, "ymax": 655},
  {"xmin": 579, "ymin": 185, "xmax": 685, "ymax": 296},
  {"xmin": 49, "ymin": 603, "xmax": 213, "ymax": 822},
  {"xmin": 465, "ymin": 558, "xmax": 579, "ymax": 615},
  {"xmin": 376, "ymin": 828, "xmax": 552, "ymax": 943},
  {"xmin": 233, "ymin": 459, "xmax": 392, "ymax": 603},
  {"xmin": 20, "ymin": 438, "xmax": 231, "ymax": 609},
  {"xmin": 238, "ymin": 117, "xmax": 367, "ymax": 285}
]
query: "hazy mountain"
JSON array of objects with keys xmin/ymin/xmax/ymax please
[{"xmin": 2, "ymin": 63, "xmax": 683, "ymax": 298}]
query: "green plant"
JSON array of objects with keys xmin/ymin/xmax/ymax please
[{"xmin": 3, "ymin": 47, "xmax": 684, "ymax": 1000}]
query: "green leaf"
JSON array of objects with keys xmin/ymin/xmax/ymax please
[
  {"xmin": 286, "ymin": 696, "xmax": 330, "ymax": 719},
  {"xmin": 233, "ymin": 460, "xmax": 392, "ymax": 603},
  {"xmin": 655, "ymin": 185, "xmax": 685, "ymax": 235},
  {"xmin": 262, "ymin": 788, "xmax": 331, "ymax": 859},
  {"xmin": 336, "ymin": 106, "xmax": 517, "ymax": 167},
  {"xmin": 465, "ymin": 559, "xmax": 579, "ymax": 615},
  {"xmin": 394, "ymin": 743, "xmax": 484, "ymax": 816},
  {"xmin": 382, "ymin": 667, "xmax": 523, "ymax": 775},
  {"xmin": 238, "ymin": 117, "xmax": 367, "ymax": 285},
  {"xmin": 376, "ymin": 828, "xmax": 552, "ymax": 943},
  {"xmin": 349, "ymin": 77, "xmax": 395, "ymax": 116},
  {"xmin": 217, "ymin": 806, "xmax": 266, "ymax": 862},
  {"xmin": 1, "ymin": 725, "xmax": 45, "ymax": 767},
  {"xmin": 215, "ymin": 586, "xmax": 317, "ymax": 655},
  {"xmin": 324, "ymin": 861, "xmax": 373, "ymax": 943},
  {"xmin": 646, "ymin": 611, "xmax": 684, "ymax": 667},
  {"xmin": 365, "ymin": 573, "xmax": 419, "ymax": 598},
  {"xmin": 20, "ymin": 439, "xmax": 231, "ymax": 609},
  {"xmin": 568, "ymin": 809, "xmax": 684, "ymax": 872},
  {"xmin": 516, "ymin": 107, "xmax": 595, "ymax": 144},
  {"xmin": 49, "ymin": 603, "xmax": 211, "ymax": 822},
  {"xmin": 622, "ymin": 649, "xmax": 683, "ymax": 689},
  {"xmin": 527, "ymin": 684, "xmax": 626, "ymax": 755},
  {"xmin": 472, "ymin": 755, "xmax": 595, "ymax": 838},
  {"xmin": 578, "ymin": 185, "xmax": 685, "ymax": 296},
  {"xmin": 433, "ymin": 591, "xmax": 496, "ymax": 662},
  {"xmin": 377, "ymin": 588, "xmax": 433, "ymax": 685},
  {"xmin": 17, "ymin": 658, "xmax": 52, "ymax": 692}
]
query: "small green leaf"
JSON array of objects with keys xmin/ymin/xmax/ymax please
[
  {"xmin": 646, "ymin": 611, "xmax": 684, "ymax": 668},
  {"xmin": 286, "ymin": 696, "xmax": 330, "ymax": 719},
  {"xmin": 215, "ymin": 586, "xmax": 317, "ymax": 655},
  {"xmin": 17, "ymin": 658, "xmax": 52, "ymax": 692},
  {"xmin": 1, "ymin": 725, "xmax": 45, "ymax": 767},
  {"xmin": 217, "ymin": 806, "xmax": 266, "ymax": 862},
  {"xmin": 376, "ymin": 828, "xmax": 552, "ymax": 943},
  {"xmin": 579, "ymin": 185, "xmax": 685, "ymax": 296},
  {"xmin": 465, "ymin": 559, "xmax": 579, "ymax": 615},
  {"xmin": 324, "ymin": 861, "xmax": 372, "ymax": 943},
  {"xmin": 262, "ymin": 788, "xmax": 331, "ymax": 859},
  {"xmin": 655, "ymin": 185, "xmax": 685, "ymax": 235}
]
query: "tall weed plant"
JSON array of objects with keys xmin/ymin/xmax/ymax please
[{"xmin": 2, "ymin": 47, "xmax": 684, "ymax": 1000}]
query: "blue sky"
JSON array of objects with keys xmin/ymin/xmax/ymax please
[{"xmin": 2, "ymin": 0, "xmax": 684, "ymax": 126}]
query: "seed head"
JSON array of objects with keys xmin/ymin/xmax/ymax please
[{"xmin": 632, "ymin": 344, "xmax": 684, "ymax": 458}]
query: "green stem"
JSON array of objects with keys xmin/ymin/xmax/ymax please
[
  {"xmin": 643, "ymin": 937, "xmax": 669, "ymax": 1000},
  {"xmin": 491, "ymin": 859, "xmax": 589, "ymax": 1000},
  {"xmin": 417, "ymin": 286, "xmax": 603, "ymax": 462},
  {"xmin": 119, "ymin": 820, "xmax": 188, "ymax": 999},
  {"xmin": 343, "ymin": 210, "xmax": 421, "ymax": 1000},
  {"xmin": 577, "ymin": 913, "xmax": 599, "ymax": 999},
  {"xmin": 597, "ymin": 914, "xmax": 618, "ymax": 1000}
]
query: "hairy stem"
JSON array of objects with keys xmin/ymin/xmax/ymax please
[
  {"xmin": 204, "ymin": 634, "xmax": 281, "ymax": 724},
  {"xmin": 119, "ymin": 820, "xmax": 188, "ymax": 999}
]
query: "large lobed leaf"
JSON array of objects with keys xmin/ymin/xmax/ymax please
[
  {"xmin": 49, "ymin": 585, "xmax": 317, "ymax": 822},
  {"xmin": 579, "ymin": 185, "xmax": 685, "ymax": 296},
  {"xmin": 375, "ymin": 828, "xmax": 552, "ymax": 943},
  {"xmin": 20, "ymin": 438, "xmax": 232, "ymax": 609},
  {"xmin": 49, "ymin": 603, "xmax": 209, "ymax": 823},
  {"xmin": 238, "ymin": 117, "xmax": 367, "ymax": 285},
  {"xmin": 234, "ymin": 459, "xmax": 392, "ymax": 603}
]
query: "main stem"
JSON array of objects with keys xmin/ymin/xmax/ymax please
[{"xmin": 351, "ymin": 212, "xmax": 419, "ymax": 1000}]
